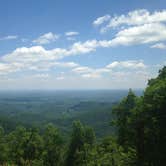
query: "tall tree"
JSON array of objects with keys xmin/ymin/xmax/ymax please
[
  {"xmin": 112, "ymin": 89, "xmax": 137, "ymax": 149},
  {"xmin": 7, "ymin": 126, "xmax": 43, "ymax": 165},
  {"xmin": 65, "ymin": 121, "xmax": 95, "ymax": 166},
  {"xmin": 43, "ymin": 123, "xmax": 63, "ymax": 166},
  {"xmin": 142, "ymin": 66, "xmax": 166, "ymax": 165}
]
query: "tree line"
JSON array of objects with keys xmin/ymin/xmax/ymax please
[{"xmin": 0, "ymin": 66, "xmax": 166, "ymax": 166}]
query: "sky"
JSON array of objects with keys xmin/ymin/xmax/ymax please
[{"xmin": 0, "ymin": 0, "xmax": 166, "ymax": 90}]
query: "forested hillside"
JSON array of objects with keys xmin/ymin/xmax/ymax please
[
  {"xmin": 0, "ymin": 90, "xmax": 133, "ymax": 137},
  {"xmin": 0, "ymin": 66, "xmax": 166, "ymax": 165}
]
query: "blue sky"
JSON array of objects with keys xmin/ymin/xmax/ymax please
[{"xmin": 0, "ymin": 0, "xmax": 166, "ymax": 89}]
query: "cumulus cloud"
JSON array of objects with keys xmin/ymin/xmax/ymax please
[
  {"xmin": 93, "ymin": 24, "xmax": 166, "ymax": 49},
  {"xmin": 106, "ymin": 60, "xmax": 146, "ymax": 69},
  {"xmin": 0, "ymin": 43, "xmax": 149, "ymax": 89},
  {"xmin": 33, "ymin": 32, "xmax": 59, "ymax": 44},
  {"xmin": 1, "ymin": 9, "xmax": 162, "ymax": 88},
  {"xmin": 3, "ymin": 39, "xmax": 111, "ymax": 64},
  {"xmin": 72, "ymin": 66, "xmax": 93, "ymax": 74},
  {"xmin": 93, "ymin": 9, "xmax": 166, "ymax": 47},
  {"xmin": 3, "ymin": 46, "xmax": 57, "ymax": 63},
  {"xmin": 93, "ymin": 15, "xmax": 111, "ymax": 26},
  {"xmin": 2, "ymin": 10, "xmax": 166, "ymax": 77},
  {"xmin": 65, "ymin": 31, "xmax": 79, "ymax": 36},
  {"xmin": 0, "ymin": 62, "xmax": 24, "ymax": 75},
  {"xmin": 72, "ymin": 66, "xmax": 106, "ymax": 79},
  {"xmin": 65, "ymin": 31, "xmax": 79, "ymax": 41},
  {"xmin": 0, "ymin": 44, "xmax": 82, "ymax": 75},
  {"xmin": 71, "ymin": 60, "xmax": 147, "ymax": 79},
  {"xmin": 97, "ymin": 9, "xmax": 166, "ymax": 32},
  {"xmin": 0, "ymin": 63, "xmax": 15, "ymax": 75},
  {"xmin": 1, "ymin": 19, "xmax": 163, "ymax": 77},
  {"xmin": 151, "ymin": 43, "xmax": 166, "ymax": 49},
  {"xmin": 53, "ymin": 62, "xmax": 79, "ymax": 68},
  {"xmin": 2, "ymin": 40, "xmax": 107, "ymax": 65},
  {"xmin": 110, "ymin": 23, "xmax": 166, "ymax": 46},
  {"xmin": 67, "ymin": 23, "xmax": 166, "ymax": 49}
]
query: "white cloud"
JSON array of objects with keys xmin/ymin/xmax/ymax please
[
  {"xmin": 69, "ymin": 40, "xmax": 99, "ymax": 54},
  {"xmin": 65, "ymin": 31, "xmax": 79, "ymax": 36},
  {"xmin": 72, "ymin": 66, "xmax": 110, "ymax": 76},
  {"xmin": 110, "ymin": 70, "xmax": 150, "ymax": 87},
  {"xmin": 67, "ymin": 24, "xmax": 166, "ymax": 51},
  {"xmin": 106, "ymin": 60, "xmax": 146, "ymax": 69},
  {"xmin": 93, "ymin": 10, "xmax": 166, "ymax": 47},
  {"xmin": 55, "ymin": 62, "xmax": 79, "ymax": 68},
  {"xmin": 72, "ymin": 66, "xmax": 106, "ymax": 79},
  {"xmin": 2, "ymin": 9, "xmax": 162, "ymax": 89},
  {"xmin": 81, "ymin": 73, "xmax": 101, "ymax": 78},
  {"xmin": 99, "ymin": 9, "xmax": 166, "ymax": 32},
  {"xmin": 2, "ymin": 39, "xmax": 111, "ymax": 64},
  {"xmin": 0, "ymin": 9, "xmax": 159, "ymax": 84},
  {"xmin": 66, "ymin": 23, "xmax": 166, "ymax": 50},
  {"xmin": 0, "ymin": 44, "xmax": 82, "ymax": 75},
  {"xmin": 110, "ymin": 23, "xmax": 166, "ymax": 46},
  {"xmin": 0, "ymin": 52, "xmax": 149, "ymax": 89},
  {"xmin": 93, "ymin": 15, "xmax": 111, "ymax": 26},
  {"xmin": 151, "ymin": 43, "xmax": 166, "ymax": 49},
  {"xmin": 33, "ymin": 32, "xmax": 59, "ymax": 44},
  {"xmin": 0, "ymin": 62, "xmax": 23, "ymax": 75},
  {"xmin": 0, "ymin": 35, "xmax": 18, "ymax": 40},
  {"xmin": 72, "ymin": 66, "xmax": 93, "ymax": 74},
  {"xmin": 65, "ymin": 31, "xmax": 79, "ymax": 41},
  {"xmin": 0, "ymin": 63, "xmax": 14, "ymax": 75},
  {"xmin": 71, "ymin": 60, "xmax": 146, "ymax": 79},
  {"xmin": 2, "ymin": 41, "xmax": 102, "ymax": 64},
  {"xmin": 3, "ymin": 46, "xmax": 56, "ymax": 63},
  {"xmin": 0, "ymin": 35, "xmax": 149, "ymax": 76},
  {"xmin": 2, "ymin": 21, "xmax": 166, "ymax": 75}
]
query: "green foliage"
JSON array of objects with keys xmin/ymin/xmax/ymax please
[
  {"xmin": 0, "ymin": 126, "xmax": 9, "ymax": 164},
  {"xmin": 0, "ymin": 98, "xmax": 114, "ymax": 138},
  {"xmin": 65, "ymin": 121, "xmax": 95, "ymax": 166},
  {"xmin": 91, "ymin": 137, "xmax": 136, "ymax": 166},
  {"xmin": 112, "ymin": 66, "xmax": 166, "ymax": 166},
  {"xmin": 142, "ymin": 66, "xmax": 166, "ymax": 165},
  {"xmin": 43, "ymin": 123, "xmax": 63, "ymax": 166},
  {"xmin": 7, "ymin": 126, "xmax": 43, "ymax": 165},
  {"xmin": 112, "ymin": 89, "xmax": 137, "ymax": 149},
  {"xmin": 0, "ymin": 67, "xmax": 166, "ymax": 166}
]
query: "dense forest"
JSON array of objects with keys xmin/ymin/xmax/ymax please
[
  {"xmin": 0, "ymin": 66, "xmax": 166, "ymax": 166},
  {"xmin": 0, "ymin": 90, "xmax": 136, "ymax": 138}
]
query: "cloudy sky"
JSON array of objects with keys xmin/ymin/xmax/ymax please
[{"xmin": 0, "ymin": 0, "xmax": 166, "ymax": 89}]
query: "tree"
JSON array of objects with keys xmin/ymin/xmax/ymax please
[
  {"xmin": 43, "ymin": 123, "xmax": 63, "ymax": 166},
  {"xmin": 112, "ymin": 66, "xmax": 166, "ymax": 166},
  {"xmin": 65, "ymin": 121, "xmax": 95, "ymax": 166},
  {"xmin": 142, "ymin": 66, "xmax": 166, "ymax": 165},
  {"xmin": 112, "ymin": 89, "xmax": 145, "ymax": 165},
  {"xmin": 112, "ymin": 89, "xmax": 137, "ymax": 149},
  {"xmin": 23, "ymin": 128, "xmax": 43, "ymax": 163},
  {"xmin": 0, "ymin": 126, "xmax": 8, "ymax": 164},
  {"xmin": 7, "ymin": 126, "xmax": 43, "ymax": 165}
]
